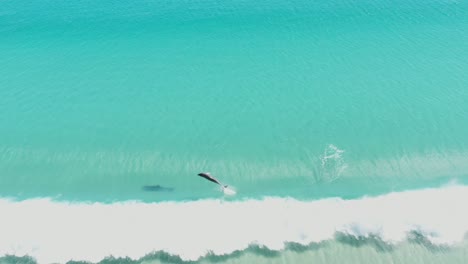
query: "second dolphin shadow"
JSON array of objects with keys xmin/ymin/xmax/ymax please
[{"xmin": 142, "ymin": 185, "xmax": 174, "ymax": 192}]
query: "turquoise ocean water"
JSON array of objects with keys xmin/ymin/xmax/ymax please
[{"xmin": 1, "ymin": 0, "xmax": 468, "ymax": 263}]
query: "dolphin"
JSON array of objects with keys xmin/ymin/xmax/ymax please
[
  {"xmin": 142, "ymin": 185, "xmax": 174, "ymax": 192},
  {"xmin": 197, "ymin": 172, "xmax": 227, "ymax": 188}
]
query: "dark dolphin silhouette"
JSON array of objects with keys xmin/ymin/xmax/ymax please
[
  {"xmin": 142, "ymin": 185, "xmax": 174, "ymax": 192},
  {"xmin": 197, "ymin": 172, "xmax": 227, "ymax": 188}
]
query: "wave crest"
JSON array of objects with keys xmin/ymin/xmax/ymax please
[{"xmin": 0, "ymin": 185, "xmax": 467, "ymax": 263}]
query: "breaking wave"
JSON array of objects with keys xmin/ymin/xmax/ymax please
[{"xmin": 1, "ymin": 185, "xmax": 467, "ymax": 263}]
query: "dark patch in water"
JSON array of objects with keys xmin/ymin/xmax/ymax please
[
  {"xmin": 335, "ymin": 231, "xmax": 455, "ymax": 253},
  {"xmin": 285, "ymin": 241, "xmax": 325, "ymax": 253},
  {"xmin": 139, "ymin": 251, "xmax": 190, "ymax": 264},
  {"xmin": 0, "ymin": 255, "xmax": 36, "ymax": 264},
  {"xmin": 13, "ymin": 233, "xmax": 464, "ymax": 264},
  {"xmin": 67, "ymin": 253, "xmax": 189, "ymax": 264},
  {"xmin": 100, "ymin": 257, "xmax": 143, "ymax": 264},
  {"xmin": 204, "ymin": 244, "xmax": 280, "ymax": 262},
  {"xmin": 335, "ymin": 232, "xmax": 395, "ymax": 252},
  {"xmin": 142, "ymin": 185, "xmax": 174, "ymax": 192},
  {"xmin": 407, "ymin": 231, "xmax": 450, "ymax": 252}
]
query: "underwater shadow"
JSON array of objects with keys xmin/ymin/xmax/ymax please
[{"xmin": 142, "ymin": 185, "xmax": 174, "ymax": 192}]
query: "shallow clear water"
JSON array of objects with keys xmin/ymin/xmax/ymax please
[{"xmin": 1, "ymin": 0, "xmax": 468, "ymax": 263}]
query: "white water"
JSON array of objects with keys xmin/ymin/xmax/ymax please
[
  {"xmin": 222, "ymin": 186, "xmax": 237, "ymax": 196},
  {"xmin": 1, "ymin": 185, "xmax": 467, "ymax": 263}
]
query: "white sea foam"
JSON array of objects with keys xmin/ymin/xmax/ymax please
[
  {"xmin": 319, "ymin": 144, "xmax": 347, "ymax": 182},
  {"xmin": 1, "ymin": 185, "xmax": 467, "ymax": 263},
  {"xmin": 222, "ymin": 186, "xmax": 237, "ymax": 196}
]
